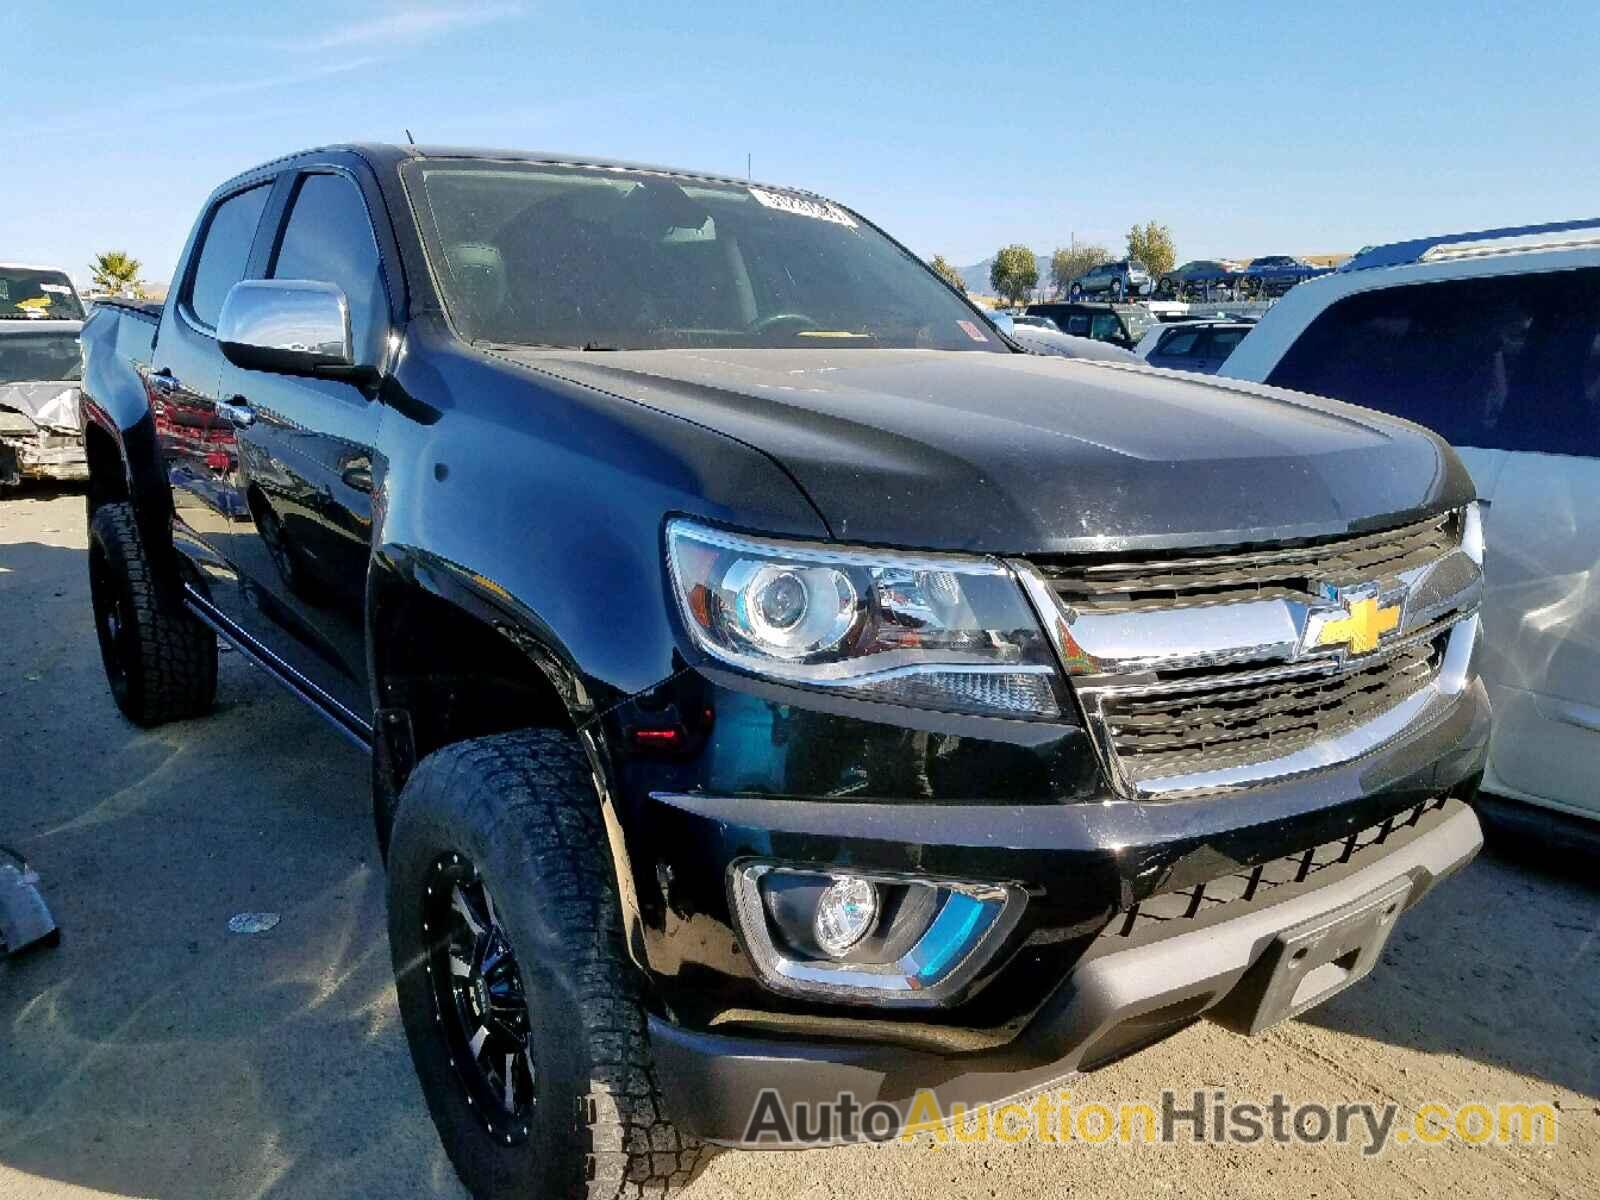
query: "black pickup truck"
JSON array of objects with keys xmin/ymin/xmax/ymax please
[{"xmin": 77, "ymin": 145, "xmax": 1490, "ymax": 1199}]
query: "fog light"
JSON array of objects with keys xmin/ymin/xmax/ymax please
[
  {"xmin": 814, "ymin": 876, "xmax": 878, "ymax": 957},
  {"xmin": 730, "ymin": 863, "xmax": 1027, "ymax": 1007}
]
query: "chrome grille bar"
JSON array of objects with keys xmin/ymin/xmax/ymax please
[{"xmin": 1014, "ymin": 507, "xmax": 1484, "ymax": 799}]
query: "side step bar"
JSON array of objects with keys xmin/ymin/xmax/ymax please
[{"xmin": 183, "ymin": 585, "xmax": 373, "ymax": 751}]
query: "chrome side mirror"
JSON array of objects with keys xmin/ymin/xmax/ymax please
[{"xmin": 217, "ymin": 280, "xmax": 353, "ymax": 377}]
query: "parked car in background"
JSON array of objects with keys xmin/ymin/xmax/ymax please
[
  {"xmin": 1133, "ymin": 318, "xmax": 1253, "ymax": 373},
  {"xmin": 1237, "ymin": 255, "xmax": 1331, "ymax": 297},
  {"xmin": 1011, "ymin": 313, "xmax": 1060, "ymax": 331},
  {"xmin": 1158, "ymin": 260, "xmax": 1240, "ymax": 300},
  {"xmin": 1009, "ymin": 325, "xmax": 1142, "ymax": 362},
  {"xmin": 1067, "ymin": 259, "xmax": 1152, "ymax": 300},
  {"xmin": 0, "ymin": 263, "xmax": 88, "ymax": 486},
  {"xmin": 1222, "ymin": 218, "xmax": 1600, "ymax": 827},
  {"xmin": 77, "ymin": 142, "xmax": 1489, "ymax": 1199},
  {"xmin": 986, "ymin": 309, "xmax": 1138, "ymax": 360},
  {"xmin": 1024, "ymin": 300, "xmax": 1155, "ymax": 350}
]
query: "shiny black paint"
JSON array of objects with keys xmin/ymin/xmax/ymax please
[
  {"xmin": 76, "ymin": 143, "xmax": 1487, "ymax": 1055},
  {"xmin": 611, "ymin": 675, "xmax": 1489, "ymax": 1036},
  {"xmin": 522, "ymin": 346, "xmax": 1473, "ymax": 553}
]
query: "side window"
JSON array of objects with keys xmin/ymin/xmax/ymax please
[
  {"xmin": 271, "ymin": 173, "xmax": 387, "ymax": 367},
  {"xmin": 1089, "ymin": 313, "xmax": 1122, "ymax": 340},
  {"xmin": 1159, "ymin": 330, "xmax": 1203, "ymax": 357},
  {"xmin": 1065, "ymin": 314, "xmax": 1091, "ymax": 335},
  {"xmin": 188, "ymin": 184, "xmax": 271, "ymax": 329},
  {"xmin": 1267, "ymin": 269, "xmax": 1600, "ymax": 456},
  {"xmin": 1206, "ymin": 328, "xmax": 1247, "ymax": 358}
]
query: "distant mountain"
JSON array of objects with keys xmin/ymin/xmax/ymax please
[{"xmin": 954, "ymin": 254, "xmax": 1054, "ymax": 299}]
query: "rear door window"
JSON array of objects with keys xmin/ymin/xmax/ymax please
[
  {"xmin": 1158, "ymin": 329, "xmax": 1203, "ymax": 358},
  {"xmin": 1205, "ymin": 327, "xmax": 1248, "ymax": 359},
  {"xmin": 1090, "ymin": 313, "xmax": 1122, "ymax": 340},
  {"xmin": 1266, "ymin": 269, "xmax": 1600, "ymax": 456},
  {"xmin": 188, "ymin": 184, "xmax": 271, "ymax": 329}
]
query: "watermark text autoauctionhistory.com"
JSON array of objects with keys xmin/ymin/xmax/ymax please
[{"xmin": 741, "ymin": 1088, "xmax": 1560, "ymax": 1157}]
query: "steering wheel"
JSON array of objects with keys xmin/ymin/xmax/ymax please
[{"xmin": 749, "ymin": 312, "xmax": 823, "ymax": 336}]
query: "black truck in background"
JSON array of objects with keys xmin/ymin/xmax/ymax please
[{"xmin": 77, "ymin": 144, "xmax": 1490, "ymax": 1199}]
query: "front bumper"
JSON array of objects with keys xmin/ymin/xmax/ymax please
[
  {"xmin": 606, "ymin": 660, "xmax": 1489, "ymax": 1132},
  {"xmin": 0, "ymin": 428, "xmax": 87, "ymax": 485},
  {"xmin": 652, "ymin": 798, "xmax": 1483, "ymax": 1145}
]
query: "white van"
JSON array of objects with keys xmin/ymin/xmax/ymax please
[{"xmin": 1222, "ymin": 221, "xmax": 1600, "ymax": 824}]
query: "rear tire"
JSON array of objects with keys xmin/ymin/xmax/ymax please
[
  {"xmin": 387, "ymin": 730, "xmax": 709, "ymax": 1199},
  {"xmin": 87, "ymin": 501, "xmax": 217, "ymax": 726}
]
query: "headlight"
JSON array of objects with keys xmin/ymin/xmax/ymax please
[{"xmin": 666, "ymin": 519, "xmax": 1064, "ymax": 718}]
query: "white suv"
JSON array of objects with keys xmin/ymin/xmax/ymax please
[{"xmin": 1221, "ymin": 221, "xmax": 1600, "ymax": 825}]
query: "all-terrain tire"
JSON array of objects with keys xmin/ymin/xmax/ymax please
[
  {"xmin": 87, "ymin": 501, "xmax": 217, "ymax": 726},
  {"xmin": 387, "ymin": 730, "xmax": 710, "ymax": 1200}
]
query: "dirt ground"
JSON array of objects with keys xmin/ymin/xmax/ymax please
[{"xmin": 2, "ymin": 486, "xmax": 1596, "ymax": 1199}]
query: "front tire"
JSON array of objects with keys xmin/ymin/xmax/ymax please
[
  {"xmin": 387, "ymin": 730, "xmax": 708, "ymax": 1199},
  {"xmin": 87, "ymin": 501, "xmax": 217, "ymax": 726}
]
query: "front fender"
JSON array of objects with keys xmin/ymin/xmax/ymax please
[{"xmin": 369, "ymin": 322, "xmax": 830, "ymax": 716}]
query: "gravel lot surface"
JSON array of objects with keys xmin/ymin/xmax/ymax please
[{"xmin": 2, "ymin": 487, "xmax": 1596, "ymax": 1198}]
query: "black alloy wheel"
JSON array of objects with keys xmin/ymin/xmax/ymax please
[{"xmin": 424, "ymin": 853, "xmax": 538, "ymax": 1143}]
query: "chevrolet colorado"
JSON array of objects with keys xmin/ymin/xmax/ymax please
[{"xmin": 77, "ymin": 144, "xmax": 1490, "ymax": 1199}]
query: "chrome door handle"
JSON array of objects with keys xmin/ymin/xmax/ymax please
[
  {"xmin": 218, "ymin": 397, "xmax": 255, "ymax": 427},
  {"xmin": 146, "ymin": 370, "xmax": 180, "ymax": 396}
]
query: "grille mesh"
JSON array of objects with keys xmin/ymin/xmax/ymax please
[
  {"xmin": 1036, "ymin": 512, "xmax": 1459, "ymax": 613},
  {"xmin": 1101, "ymin": 642, "xmax": 1441, "ymax": 782},
  {"xmin": 1098, "ymin": 796, "xmax": 1451, "ymax": 940}
]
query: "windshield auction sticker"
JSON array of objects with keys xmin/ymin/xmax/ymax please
[{"xmin": 748, "ymin": 186, "xmax": 857, "ymax": 227}]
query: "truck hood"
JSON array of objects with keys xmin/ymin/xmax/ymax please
[
  {"xmin": 518, "ymin": 348, "xmax": 1472, "ymax": 553},
  {"xmin": 0, "ymin": 382, "xmax": 80, "ymax": 432}
]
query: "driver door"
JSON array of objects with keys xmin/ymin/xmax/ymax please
[{"xmin": 217, "ymin": 168, "xmax": 391, "ymax": 729}]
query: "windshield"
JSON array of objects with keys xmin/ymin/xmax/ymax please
[
  {"xmin": 403, "ymin": 160, "xmax": 1005, "ymax": 353},
  {"xmin": 0, "ymin": 267, "xmax": 86, "ymax": 321},
  {"xmin": 0, "ymin": 331, "xmax": 81, "ymax": 383}
]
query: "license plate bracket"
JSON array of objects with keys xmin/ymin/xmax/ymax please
[{"xmin": 1215, "ymin": 877, "xmax": 1413, "ymax": 1036}]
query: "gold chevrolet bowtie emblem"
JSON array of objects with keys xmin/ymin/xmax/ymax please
[{"xmin": 1315, "ymin": 595, "xmax": 1402, "ymax": 655}]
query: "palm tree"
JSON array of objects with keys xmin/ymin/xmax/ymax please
[{"xmin": 90, "ymin": 251, "xmax": 144, "ymax": 298}]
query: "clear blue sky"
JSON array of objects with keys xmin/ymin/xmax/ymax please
[{"xmin": 9, "ymin": 1, "xmax": 1599, "ymax": 287}]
